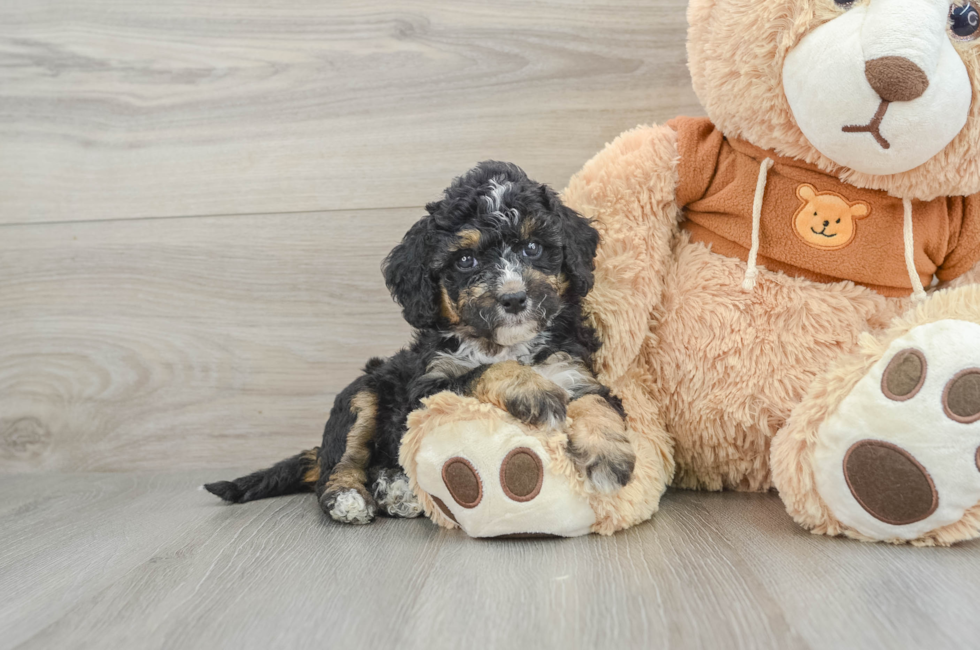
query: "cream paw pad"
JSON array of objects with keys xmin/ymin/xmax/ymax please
[
  {"xmin": 813, "ymin": 319, "xmax": 980, "ymax": 541},
  {"xmin": 400, "ymin": 392, "xmax": 596, "ymax": 538}
]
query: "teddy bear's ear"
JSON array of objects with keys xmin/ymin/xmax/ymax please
[
  {"xmin": 851, "ymin": 202, "xmax": 870, "ymax": 218},
  {"xmin": 797, "ymin": 184, "xmax": 817, "ymax": 202}
]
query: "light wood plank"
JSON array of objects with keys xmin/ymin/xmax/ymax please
[
  {"xmin": 0, "ymin": 472, "xmax": 257, "ymax": 648},
  {"xmin": 0, "ymin": 210, "xmax": 417, "ymax": 472},
  {"xmin": 0, "ymin": 0, "xmax": 702, "ymax": 224},
  {"xmin": 403, "ymin": 490, "xmax": 807, "ymax": 650},
  {"xmin": 4, "ymin": 475, "xmax": 979, "ymax": 650},
  {"xmin": 699, "ymin": 491, "xmax": 980, "ymax": 650}
]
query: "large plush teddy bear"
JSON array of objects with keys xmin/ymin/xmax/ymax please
[{"xmin": 400, "ymin": 0, "xmax": 980, "ymax": 545}]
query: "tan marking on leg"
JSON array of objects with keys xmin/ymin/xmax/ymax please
[
  {"xmin": 566, "ymin": 394, "xmax": 634, "ymax": 491},
  {"xmin": 302, "ymin": 448, "xmax": 320, "ymax": 485},
  {"xmin": 473, "ymin": 361, "xmax": 568, "ymax": 427},
  {"xmin": 324, "ymin": 391, "xmax": 378, "ymax": 495}
]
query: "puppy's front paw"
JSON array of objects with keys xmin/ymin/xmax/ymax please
[
  {"xmin": 371, "ymin": 468, "xmax": 423, "ymax": 518},
  {"xmin": 583, "ymin": 454, "xmax": 636, "ymax": 494},
  {"xmin": 320, "ymin": 486, "xmax": 377, "ymax": 525},
  {"xmin": 566, "ymin": 395, "xmax": 635, "ymax": 494},
  {"xmin": 474, "ymin": 360, "xmax": 569, "ymax": 428},
  {"xmin": 504, "ymin": 384, "xmax": 569, "ymax": 428}
]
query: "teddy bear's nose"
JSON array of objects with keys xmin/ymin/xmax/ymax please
[
  {"xmin": 823, "ymin": 220, "xmax": 830, "ymax": 227},
  {"xmin": 864, "ymin": 56, "xmax": 929, "ymax": 103}
]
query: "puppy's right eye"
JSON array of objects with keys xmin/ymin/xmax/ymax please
[{"xmin": 456, "ymin": 254, "xmax": 478, "ymax": 271}]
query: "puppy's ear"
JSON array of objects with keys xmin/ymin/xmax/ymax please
[
  {"xmin": 542, "ymin": 187, "xmax": 599, "ymax": 297},
  {"xmin": 383, "ymin": 214, "xmax": 440, "ymax": 330}
]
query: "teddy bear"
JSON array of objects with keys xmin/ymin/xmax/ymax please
[{"xmin": 400, "ymin": 0, "xmax": 980, "ymax": 545}]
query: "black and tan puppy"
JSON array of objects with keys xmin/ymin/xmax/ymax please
[{"xmin": 205, "ymin": 161, "xmax": 635, "ymax": 524}]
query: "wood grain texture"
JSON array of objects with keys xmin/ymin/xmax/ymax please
[
  {"xmin": 0, "ymin": 209, "xmax": 416, "ymax": 473},
  {"xmin": 7, "ymin": 4, "xmax": 977, "ymax": 649},
  {"xmin": 0, "ymin": 0, "xmax": 702, "ymax": 224},
  {"xmin": 2, "ymin": 475, "xmax": 978, "ymax": 650}
]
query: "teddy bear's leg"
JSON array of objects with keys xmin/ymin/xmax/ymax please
[
  {"xmin": 399, "ymin": 376, "xmax": 671, "ymax": 537},
  {"xmin": 399, "ymin": 392, "xmax": 598, "ymax": 537},
  {"xmin": 772, "ymin": 285, "xmax": 980, "ymax": 545}
]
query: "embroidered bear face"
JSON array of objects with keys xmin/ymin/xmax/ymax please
[{"xmin": 793, "ymin": 184, "xmax": 870, "ymax": 251}]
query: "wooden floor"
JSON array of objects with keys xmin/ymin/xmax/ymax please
[
  {"xmin": 3, "ymin": 1, "xmax": 980, "ymax": 648},
  {"xmin": 2, "ymin": 473, "xmax": 979, "ymax": 650}
]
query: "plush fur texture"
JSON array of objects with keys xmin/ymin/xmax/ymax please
[
  {"xmin": 556, "ymin": 0, "xmax": 980, "ymax": 544},
  {"xmin": 687, "ymin": 0, "xmax": 980, "ymax": 201},
  {"xmin": 205, "ymin": 161, "xmax": 636, "ymax": 524},
  {"xmin": 400, "ymin": 391, "xmax": 665, "ymax": 536},
  {"xmin": 403, "ymin": 0, "xmax": 980, "ymax": 543},
  {"xmin": 772, "ymin": 284, "xmax": 980, "ymax": 546}
]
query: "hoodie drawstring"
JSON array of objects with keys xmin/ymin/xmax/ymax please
[
  {"xmin": 742, "ymin": 157, "xmax": 774, "ymax": 292},
  {"xmin": 903, "ymin": 198, "xmax": 928, "ymax": 302},
  {"xmin": 742, "ymin": 159, "xmax": 927, "ymax": 302}
]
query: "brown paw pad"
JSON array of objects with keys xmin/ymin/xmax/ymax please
[
  {"xmin": 843, "ymin": 440, "xmax": 938, "ymax": 525},
  {"xmin": 881, "ymin": 348, "xmax": 927, "ymax": 401},
  {"xmin": 442, "ymin": 457, "xmax": 482, "ymax": 508},
  {"xmin": 499, "ymin": 447, "xmax": 544, "ymax": 502},
  {"xmin": 431, "ymin": 495, "xmax": 459, "ymax": 524},
  {"xmin": 943, "ymin": 368, "xmax": 980, "ymax": 424}
]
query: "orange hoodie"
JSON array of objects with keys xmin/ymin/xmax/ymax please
[{"xmin": 668, "ymin": 116, "xmax": 980, "ymax": 297}]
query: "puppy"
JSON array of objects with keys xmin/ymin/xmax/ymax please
[{"xmin": 205, "ymin": 161, "xmax": 636, "ymax": 524}]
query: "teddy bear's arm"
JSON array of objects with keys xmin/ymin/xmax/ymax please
[{"xmin": 561, "ymin": 123, "xmax": 683, "ymax": 381}]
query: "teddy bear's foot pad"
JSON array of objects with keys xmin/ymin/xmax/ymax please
[
  {"xmin": 414, "ymin": 417, "xmax": 595, "ymax": 538},
  {"xmin": 842, "ymin": 440, "xmax": 938, "ymax": 525},
  {"xmin": 814, "ymin": 320, "xmax": 980, "ymax": 541}
]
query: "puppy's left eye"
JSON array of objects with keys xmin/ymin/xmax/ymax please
[
  {"xmin": 456, "ymin": 253, "xmax": 478, "ymax": 270},
  {"xmin": 521, "ymin": 241, "xmax": 543, "ymax": 260}
]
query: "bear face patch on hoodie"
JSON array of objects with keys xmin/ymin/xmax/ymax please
[{"xmin": 668, "ymin": 117, "xmax": 980, "ymax": 298}]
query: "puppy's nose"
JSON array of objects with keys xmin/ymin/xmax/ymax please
[
  {"xmin": 499, "ymin": 291, "xmax": 527, "ymax": 314},
  {"xmin": 865, "ymin": 56, "xmax": 929, "ymax": 103}
]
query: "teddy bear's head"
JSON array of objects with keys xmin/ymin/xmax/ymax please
[{"xmin": 687, "ymin": 0, "xmax": 980, "ymax": 200}]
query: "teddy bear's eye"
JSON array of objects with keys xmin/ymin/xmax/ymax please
[
  {"xmin": 834, "ymin": 0, "xmax": 855, "ymax": 8},
  {"xmin": 836, "ymin": 218, "xmax": 841, "ymax": 224},
  {"xmin": 950, "ymin": 1, "xmax": 980, "ymax": 41}
]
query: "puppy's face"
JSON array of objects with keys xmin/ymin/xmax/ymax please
[
  {"xmin": 436, "ymin": 187, "xmax": 566, "ymax": 346},
  {"xmin": 383, "ymin": 162, "xmax": 599, "ymax": 348}
]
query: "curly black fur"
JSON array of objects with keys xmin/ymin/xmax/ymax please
[{"xmin": 205, "ymin": 161, "xmax": 629, "ymax": 522}]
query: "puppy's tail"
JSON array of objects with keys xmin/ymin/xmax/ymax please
[{"xmin": 203, "ymin": 448, "xmax": 320, "ymax": 504}]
